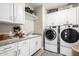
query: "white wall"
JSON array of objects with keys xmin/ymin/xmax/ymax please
[
  {"xmin": 34, "ymin": 6, "xmax": 43, "ymax": 34},
  {"xmin": 23, "ymin": 4, "xmax": 35, "ymax": 34},
  {"xmin": 34, "ymin": 5, "xmax": 47, "ymax": 34},
  {"xmin": 42, "ymin": 5, "xmax": 47, "ymax": 29},
  {"xmin": 21, "ymin": 19, "xmax": 34, "ymax": 34},
  {"xmin": 34, "ymin": 5, "xmax": 47, "ymax": 49}
]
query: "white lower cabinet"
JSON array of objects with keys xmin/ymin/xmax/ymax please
[
  {"xmin": 29, "ymin": 38, "xmax": 37, "ymax": 55},
  {"xmin": 18, "ymin": 36, "xmax": 41, "ymax": 56},
  {"xmin": 18, "ymin": 40, "xmax": 29, "ymax": 56},
  {"xmin": 0, "ymin": 43, "xmax": 17, "ymax": 56},
  {"xmin": 0, "ymin": 36, "xmax": 41, "ymax": 56},
  {"xmin": 0, "ymin": 50, "xmax": 17, "ymax": 56},
  {"xmin": 36, "ymin": 37, "xmax": 41, "ymax": 51},
  {"xmin": 29, "ymin": 36, "xmax": 41, "ymax": 55}
]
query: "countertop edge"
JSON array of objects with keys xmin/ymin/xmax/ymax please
[{"xmin": 0, "ymin": 35, "xmax": 41, "ymax": 47}]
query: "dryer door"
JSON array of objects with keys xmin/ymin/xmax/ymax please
[
  {"xmin": 61, "ymin": 28, "xmax": 79, "ymax": 43},
  {"xmin": 45, "ymin": 29, "xmax": 56, "ymax": 40}
]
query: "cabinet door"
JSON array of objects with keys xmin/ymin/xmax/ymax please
[
  {"xmin": 46, "ymin": 12, "xmax": 58, "ymax": 26},
  {"xmin": 66, "ymin": 7, "xmax": 77, "ymax": 24},
  {"xmin": 0, "ymin": 3, "xmax": 13, "ymax": 23},
  {"xmin": 14, "ymin": 3, "xmax": 25, "ymax": 24},
  {"xmin": 18, "ymin": 40, "xmax": 29, "ymax": 56},
  {"xmin": 55, "ymin": 10, "xmax": 67, "ymax": 25},
  {"xmin": 0, "ymin": 50, "xmax": 17, "ymax": 56},
  {"xmin": 36, "ymin": 37, "xmax": 41, "ymax": 51},
  {"xmin": 29, "ymin": 38, "xmax": 37, "ymax": 55},
  {"xmin": 76, "ymin": 7, "xmax": 79, "ymax": 24},
  {"xmin": 0, "ymin": 43, "xmax": 17, "ymax": 56}
]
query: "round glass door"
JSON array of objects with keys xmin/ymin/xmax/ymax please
[
  {"xmin": 45, "ymin": 29, "xmax": 56, "ymax": 40},
  {"xmin": 61, "ymin": 28, "xmax": 79, "ymax": 43}
]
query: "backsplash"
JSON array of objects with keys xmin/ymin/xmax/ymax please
[
  {"xmin": 21, "ymin": 19, "xmax": 34, "ymax": 34},
  {"xmin": 0, "ymin": 19, "xmax": 34, "ymax": 34},
  {"xmin": 0, "ymin": 24, "xmax": 19, "ymax": 34}
]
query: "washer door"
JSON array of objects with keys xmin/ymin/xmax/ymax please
[
  {"xmin": 45, "ymin": 29, "xmax": 56, "ymax": 40},
  {"xmin": 61, "ymin": 28, "xmax": 79, "ymax": 43}
]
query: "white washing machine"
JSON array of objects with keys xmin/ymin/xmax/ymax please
[
  {"xmin": 44, "ymin": 26, "xmax": 58, "ymax": 53},
  {"xmin": 60, "ymin": 24, "xmax": 79, "ymax": 56}
]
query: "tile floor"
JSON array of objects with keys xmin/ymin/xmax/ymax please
[
  {"xmin": 33, "ymin": 49, "xmax": 64, "ymax": 56},
  {"xmin": 41, "ymin": 50, "xmax": 63, "ymax": 56}
]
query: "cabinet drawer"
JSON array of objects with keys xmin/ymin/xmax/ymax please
[
  {"xmin": 0, "ymin": 49, "xmax": 17, "ymax": 56},
  {"xmin": 0, "ymin": 43, "xmax": 17, "ymax": 54}
]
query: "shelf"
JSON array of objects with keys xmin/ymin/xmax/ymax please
[{"xmin": 25, "ymin": 12, "xmax": 38, "ymax": 20}]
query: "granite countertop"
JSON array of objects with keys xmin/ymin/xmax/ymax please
[{"xmin": 0, "ymin": 34, "xmax": 41, "ymax": 47}]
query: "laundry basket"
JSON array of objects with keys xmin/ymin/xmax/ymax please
[{"xmin": 72, "ymin": 44, "xmax": 79, "ymax": 56}]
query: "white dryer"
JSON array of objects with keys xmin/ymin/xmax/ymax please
[
  {"xmin": 60, "ymin": 24, "xmax": 79, "ymax": 56},
  {"xmin": 44, "ymin": 26, "xmax": 58, "ymax": 53}
]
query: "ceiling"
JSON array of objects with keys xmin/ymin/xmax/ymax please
[
  {"xmin": 28, "ymin": 3, "xmax": 68, "ymax": 10},
  {"xmin": 44, "ymin": 3, "xmax": 68, "ymax": 10}
]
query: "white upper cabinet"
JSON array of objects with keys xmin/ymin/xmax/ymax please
[
  {"xmin": 66, "ymin": 7, "xmax": 77, "ymax": 24},
  {"xmin": 76, "ymin": 7, "xmax": 79, "ymax": 24},
  {"xmin": 0, "ymin": 3, "xmax": 25, "ymax": 24},
  {"xmin": 57, "ymin": 7, "xmax": 77, "ymax": 25},
  {"xmin": 0, "ymin": 3, "xmax": 13, "ymax": 23},
  {"xmin": 47, "ymin": 10, "xmax": 67, "ymax": 26},
  {"xmin": 13, "ymin": 3, "xmax": 25, "ymax": 24},
  {"xmin": 46, "ymin": 12, "xmax": 58, "ymax": 26},
  {"xmin": 53, "ymin": 8, "xmax": 76, "ymax": 25},
  {"xmin": 55, "ymin": 10, "xmax": 67, "ymax": 25}
]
